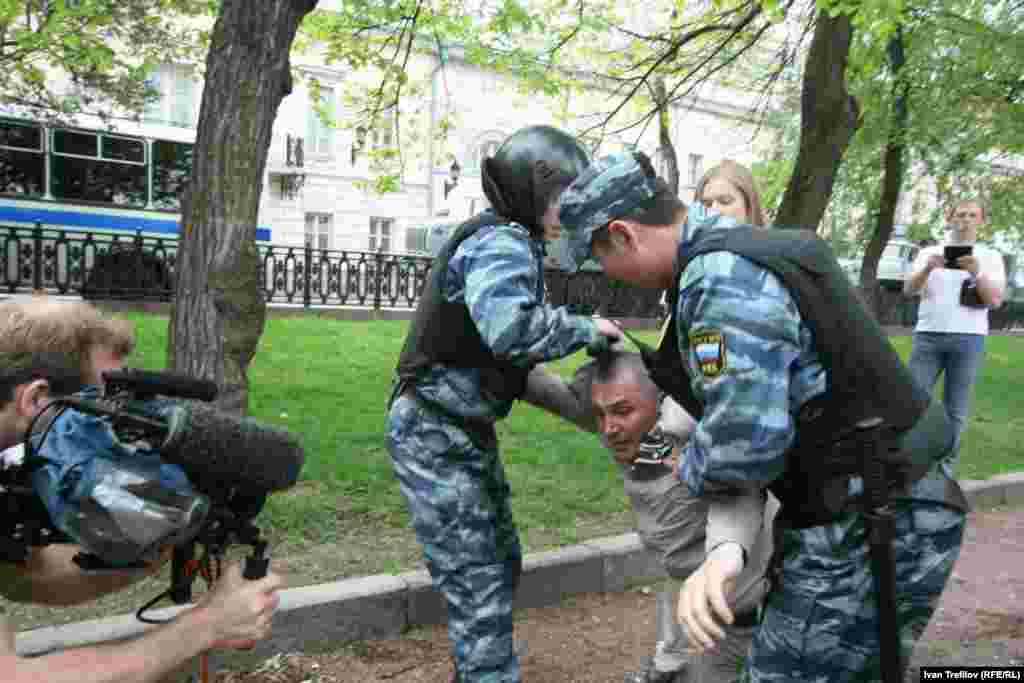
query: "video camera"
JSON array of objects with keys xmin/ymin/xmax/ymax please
[{"xmin": 1, "ymin": 369, "xmax": 305, "ymax": 619}]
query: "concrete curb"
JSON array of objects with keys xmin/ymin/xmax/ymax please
[{"xmin": 15, "ymin": 475, "xmax": 1023, "ymax": 662}]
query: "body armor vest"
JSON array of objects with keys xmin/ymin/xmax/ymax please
[
  {"xmin": 651, "ymin": 226, "xmax": 963, "ymax": 525},
  {"xmin": 395, "ymin": 213, "xmax": 541, "ymax": 402}
]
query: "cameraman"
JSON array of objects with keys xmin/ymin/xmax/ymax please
[
  {"xmin": 0, "ymin": 297, "xmax": 161, "ymax": 604},
  {"xmin": 0, "ymin": 296, "xmax": 133, "ymax": 394},
  {"xmin": 0, "ymin": 352, "xmax": 283, "ymax": 682}
]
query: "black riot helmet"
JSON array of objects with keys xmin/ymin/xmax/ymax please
[{"xmin": 481, "ymin": 125, "xmax": 590, "ymax": 237}]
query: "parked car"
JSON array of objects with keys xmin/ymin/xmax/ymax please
[
  {"xmin": 876, "ymin": 240, "xmax": 920, "ymax": 284},
  {"xmin": 838, "ymin": 239, "xmax": 918, "ymax": 287}
]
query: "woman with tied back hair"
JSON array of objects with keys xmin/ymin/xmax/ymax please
[{"xmin": 694, "ymin": 159, "xmax": 766, "ymax": 228}]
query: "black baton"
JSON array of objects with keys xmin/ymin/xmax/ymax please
[{"xmin": 858, "ymin": 416, "xmax": 900, "ymax": 683}]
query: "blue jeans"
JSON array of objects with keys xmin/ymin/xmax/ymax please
[{"xmin": 907, "ymin": 331, "xmax": 986, "ymax": 476}]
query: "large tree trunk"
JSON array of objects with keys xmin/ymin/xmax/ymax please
[
  {"xmin": 775, "ymin": 10, "xmax": 860, "ymax": 231},
  {"xmin": 168, "ymin": 0, "xmax": 318, "ymax": 415},
  {"xmin": 860, "ymin": 135, "xmax": 906, "ymax": 317},
  {"xmin": 653, "ymin": 78, "xmax": 680, "ymax": 196},
  {"xmin": 860, "ymin": 30, "xmax": 909, "ymax": 319}
]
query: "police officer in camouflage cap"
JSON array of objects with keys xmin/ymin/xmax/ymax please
[
  {"xmin": 559, "ymin": 151, "xmax": 968, "ymax": 682},
  {"xmin": 386, "ymin": 125, "xmax": 622, "ymax": 683}
]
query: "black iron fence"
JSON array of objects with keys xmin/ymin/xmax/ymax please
[
  {"xmin": 1, "ymin": 223, "xmax": 665, "ymax": 318},
  {"xmin": 10, "ymin": 222, "xmax": 1019, "ymax": 327}
]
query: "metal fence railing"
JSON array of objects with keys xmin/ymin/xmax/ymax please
[
  {"xmin": 1, "ymin": 223, "xmax": 665, "ymax": 318},
  {"xmin": 12, "ymin": 222, "xmax": 1019, "ymax": 328}
]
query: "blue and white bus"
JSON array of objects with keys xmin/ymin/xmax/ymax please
[
  {"xmin": 0, "ymin": 116, "xmax": 275, "ymax": 298},
  {"xmin": 0, "ymin": 117, "xmax": 271, "ymax": 241}
]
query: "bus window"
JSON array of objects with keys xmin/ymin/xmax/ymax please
[
  {"xmin": 51, "ymin": 129, "xmax": 146, "ymax": 207},
  {"xmin": 152, "ymin": 140, "xmax": 193, "ymax": 210},
  {"xmin": 0, "ymin": 120, "xmax": 44, "ymax": 197}
]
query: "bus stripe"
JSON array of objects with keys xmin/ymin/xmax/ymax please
[{"xmin": 0, "ymin": 205, "xmax": 272, "ymax": 241}]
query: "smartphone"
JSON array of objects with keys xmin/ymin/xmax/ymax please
[{"xmin": 944, "ymin": 245, "xmax": 973, "ymax": 269}]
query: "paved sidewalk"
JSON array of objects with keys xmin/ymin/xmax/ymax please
[
  {"xmin": 17, "ymin": 474, "xmax": 1024, "ymax": 682},
  {"xmin": 201, "ymin": 499, "xmax": 1024, "ymax": 681},
  {"xmin": 904, "ymin": 503, "xmax": 1024, "ymax": 678}
]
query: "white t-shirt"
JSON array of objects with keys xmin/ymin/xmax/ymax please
[{"xmin": 911, "ymin": 242, "xmax": 1006, "ymax": 335}]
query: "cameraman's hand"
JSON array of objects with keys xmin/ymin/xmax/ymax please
[
  {"xmin": 2, "ymin": 544, "xmax": 176, "ymax": 606},
  {"xmin": 143, "ymin": 546, "xmax": 174, "ymax": 577},
  {"xmin": 677, "ymin": 543, "xmax": 744, "ymax": 653},
  {"xmin": 194, "ymin": 562, "xmax": 283, "ymax": 650}
]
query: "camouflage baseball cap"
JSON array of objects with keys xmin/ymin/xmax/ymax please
[
  {"xmin": 557, "ymin": 152, "xmax": 657, "ymax": 271},
  {"xmin": 558, "ymin": 152, "xmax": 742, "ymax": 270}
]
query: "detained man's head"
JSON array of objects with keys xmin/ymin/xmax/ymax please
[{"xmin": 585, "ymin": 351, "xmax": 660, "ymax": 461}]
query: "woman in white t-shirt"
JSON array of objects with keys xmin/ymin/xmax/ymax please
[{"xmin": 903, "ymin": 200, "xmax": 1007, "ymax": 475}]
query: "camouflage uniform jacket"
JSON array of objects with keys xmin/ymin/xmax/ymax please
[
  {"xmin": 412, "ymin": 218, "xmax": 598, "ymax": 423},
  {"xmin": 672, "ymin": 244, "xmax": 827, "ymax": 507}
]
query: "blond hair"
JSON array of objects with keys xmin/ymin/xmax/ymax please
[
  {"xmin": 0, "ymin": 297, "xmax": 135, "ymax": 376},
  {"xmin": 695, "ymin": 160, "xmax": 767, "ymax": 227}
]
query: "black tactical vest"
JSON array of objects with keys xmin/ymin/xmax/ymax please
[
  {"xmin": 395, "ymin": 213, "xmax": 542, "ymax": 402},
  {"xmin": 651, "ymin": 226, "xmax": 962, "ymax": 524}
]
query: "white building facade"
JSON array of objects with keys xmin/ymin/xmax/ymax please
[{"xmin": 0, "ymin": 28, "xmax": 771, "ymax": 259}]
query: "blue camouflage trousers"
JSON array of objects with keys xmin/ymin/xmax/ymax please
[
  {"xmin": 744, "ymin": 492, "xmax": 965, "ymax": 682},
  {"xmin": 386, "ymin": 393, "xmax": 523, "ymax": 683}
]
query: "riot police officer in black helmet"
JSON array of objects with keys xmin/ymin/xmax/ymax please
[{"xmin": 387, "ymin": 125, "xmax": 621, "ymax": 682}]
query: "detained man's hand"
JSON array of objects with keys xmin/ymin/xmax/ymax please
[{"xmin": 677, "ymin": 542, "xmax": 745, "ymax": 653}]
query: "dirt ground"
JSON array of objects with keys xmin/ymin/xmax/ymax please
[{"xmin": 206, "ymin": 505, "xmax": 1024, "ymax": 683}]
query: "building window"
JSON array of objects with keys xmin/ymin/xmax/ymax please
[
  {"xmin": 687, "ymin": 153, "xmax": 704, "ymax": 187},
  {"xmin": 405, "ymin": 225, "xmax": 427, "ymax": 253},
  {"xmin": 305, "ymin": 213, "xmax": 333, "ymax": 250},
  {"xmin": 306, "ymin": 87, "xmax": 335, "ymax": 157},
  {"xmin": 481, "ymin": 74, "xmax": 502, "ymax": 96},
  {"xmin": 467, "ymin": 197, "xmax": 491, "ymax": 216},
  {"xmin": 370, "ymin": 110, "xmax": 395, "ymax": 151},
  {"xmin": 476, "ymin": 139, "xmax": 501, "ymax": 171},
  {"xmin": 369, "ymin": 216, "xmax": 393, "ymax": 252},
  {"xmin": 143, "ymin": 64, "xmax": 197, "ymax": 128}
]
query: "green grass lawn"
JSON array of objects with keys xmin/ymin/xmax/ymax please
[{"xmin": 122, "ymin": 313, "xmax": 1024, "ymax": 554}]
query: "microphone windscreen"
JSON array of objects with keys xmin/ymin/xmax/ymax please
[
  {"xmin": 164, "ymin": 402, "xmax": 305, "ymax": 494},
  {"xmin": 103, "ymin": 369, "xmax": 219, "ymax": 403}
]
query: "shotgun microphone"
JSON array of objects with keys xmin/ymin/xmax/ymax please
[
  {"xmin": 103, "ymin": 368, "xmax": 218, "ymax": 403},
  {"xmin": 159, "ymin": 399, "xmax": 304, "ymax": 494}
]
